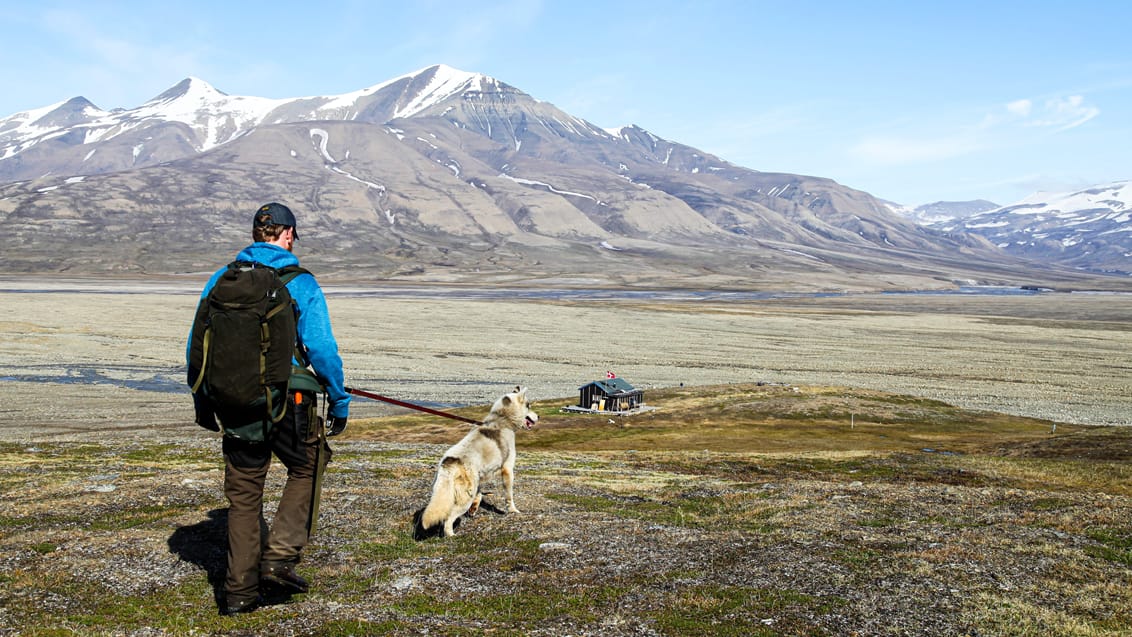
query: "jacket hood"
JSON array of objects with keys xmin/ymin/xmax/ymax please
[{"xmin": 234, "ymin": 243, "xmax": 300, "ymax": 269}]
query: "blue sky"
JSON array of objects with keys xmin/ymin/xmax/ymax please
[{"xmin": 1, "ymin": 0, "xmax": 1129, "ymax": 207}]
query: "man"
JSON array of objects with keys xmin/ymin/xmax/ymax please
[{"xmin": 188, "ymin": 202, "xmax": 350, "ymax": 615}]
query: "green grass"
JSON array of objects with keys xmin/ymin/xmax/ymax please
[
  {"xmin": 652, "ymin": 585, "xmax": 842, "ymax": 636},
  {"xmin": 4, "ymin": 383, "xmax": 1132, "ymax": 635},
  {"xmin": 1085, "ymin": 527, "xmax": 1132, "ymax": 567},
  {"xmin": 315, "ymin": 619, "xmax": 416, "ymax": 636},
  {"xmin": 547, "ymin": 490, "xmax": 782, "ymax": 532},
  {"xmin": 391, "ymin": 583, "xmax": 627, "ymax": 627},
  {"xmin": 87, "ymin": 502, "xmax": 199, "ymax": 531}
]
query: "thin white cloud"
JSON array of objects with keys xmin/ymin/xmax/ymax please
[
  {"xmin": 43, "ymin": 9, "xmax": 166, "ymax": 70},
  {"xmin": 721, "ymin": 105, "xmax": 814, "ymax": 141},
  {"xmin": 849, "ymin": 135, "xmax": 982, "ymax": 164},
  {"xmin": 994, "ymin": 94, "xmax": 1099, "ymax": 131},
  {"xmin": 996, "ymin": 173, "xmax": 1092, "ymax": 195},
  {"xmin": 384, "ymin": 0, "xmax": 543, "ymax": 72},
  {"xmin": 849, "ymin": 93, "xmax": 1100, "ymax": 165},
  {"xmin": 551, "ymin": 73, "xmax": 632, "ymax": 124},
  {"xmin": 1026, "ymin": 95, "xmax": 1099, "ymax": 131},
  {"xmin": 36, "ymin": 8, "xmax": 213, "ymax": 108},
  {"xmin": 1006, "ymin": 99, "xmax": 1032, "ymax": 117}
]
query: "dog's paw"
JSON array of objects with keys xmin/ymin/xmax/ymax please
[{"xmin": 507, "ymin": 505, "xmax": 521, "ymax": 514}]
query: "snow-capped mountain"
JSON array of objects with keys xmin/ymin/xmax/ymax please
[
  {"xmin": 933, "ymin": 181, "xmax": 1131, "ymax": 275},
  {"xmin": 889, "ymin": 200, "xmax": 1000, "ymax": 226},
  {"xmin": 0, "ymin": 65, "xmax": 1124, "ymax": 290},
  {"xmin": 0, "ymin": 65, "xmax": 520, "ymax": 182}
]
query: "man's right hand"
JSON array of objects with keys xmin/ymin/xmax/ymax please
[{"xmin": 327, "ymin": 416, "xmax": 347, "ymax": 437}]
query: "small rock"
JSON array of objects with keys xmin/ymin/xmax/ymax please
[{"xmin": 539, "ymin": 542, "xmax": 570, "ymax": 551}]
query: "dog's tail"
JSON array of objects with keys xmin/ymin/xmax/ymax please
[{"xmin": 413, "ymin": 458, "xmax": 462, "ymax": 540}]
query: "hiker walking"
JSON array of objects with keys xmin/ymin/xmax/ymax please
[{"xmin": 186, "ymin": 202, "xmax": 350, "ymax": 615}]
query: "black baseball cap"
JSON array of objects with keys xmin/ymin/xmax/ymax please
[{"xmin": 253, "ymin": 202, "xmax": 298, "ymax": 239}]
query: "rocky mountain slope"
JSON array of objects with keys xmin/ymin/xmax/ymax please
[
  {"xmin": 0, "ymin": 65, "xmax": 1123, "ymax": 290},
  {"xmin": 929, "ymin": 181, "xmax": 1132, "ymax": 276},
  {"xmin": 890, "ymin": 199, "xmax": 1001, "ymax": 226}
]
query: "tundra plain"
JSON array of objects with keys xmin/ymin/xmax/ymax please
[
  {"xmin": 0, "ymin": 284, "xmax": 1128, "ymax": 437},
  {"xmin": 1, "ymin": 284, "xmax": 1131, "ymax": 635}
]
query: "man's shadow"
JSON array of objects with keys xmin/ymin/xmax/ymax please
[{"xmin": 168, "ymin": 509, "xmax": 230, "ymax": 608}]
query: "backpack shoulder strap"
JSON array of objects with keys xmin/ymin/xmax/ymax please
[{"xmin": 276, "ymin": 264, "xmax": 312, "ymax": 285}]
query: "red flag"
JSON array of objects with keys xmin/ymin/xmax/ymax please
[{"xmin": 606, "ymin": 371, "xmax": 616, "ymax": 379}]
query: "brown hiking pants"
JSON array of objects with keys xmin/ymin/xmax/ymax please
[{"xmin": 222, "ymin": 391, "xmax": 324, "ymax": 604}]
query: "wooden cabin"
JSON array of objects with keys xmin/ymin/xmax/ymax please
[{"xmin": 578, "ymin": 378, "xmax": 644, "ymax": 412}]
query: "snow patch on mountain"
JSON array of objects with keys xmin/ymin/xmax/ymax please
[
  {"xmin": 393, "ymin": 64, "xmax": 498, "ymax": 119},
  {"xmin": 1004, "ymin": 181, "xmax": 1130, "ymax": 216},
  {"xmin": 310, "ymin": 128, "xmax": 336, "ymax": 163},
  {"xmin": 499, "ymin": 174, "xmax": 598, "ymax": 202},
  {"xmin": 888, "ymin": 199, "xmax": 1000, "ymax": 225},
  {"xmin": 309, "ymin": 127, "xmax": 386, "ymax": 193}
]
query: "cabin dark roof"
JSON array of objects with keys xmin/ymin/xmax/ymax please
[{"xmin": 580, "ymin": 378, "xmax": 638, "ymax": 394}]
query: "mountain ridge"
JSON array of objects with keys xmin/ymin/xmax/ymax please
[{"xmin": 0, "ymin": 66, "xmax": 1127, "ymax": 291}]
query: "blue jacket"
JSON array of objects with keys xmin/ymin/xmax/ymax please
[{"xmin": 187, "ymin": 243, "xmax": 350, "ymax": 419}]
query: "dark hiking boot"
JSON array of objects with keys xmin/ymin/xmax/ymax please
[
  {"xmin": 221, "ymin": 595, "xmax": 260, "ymax": 616},
  {"xmin": 261, "ymin": 564, "xmax": 309, "ymax": 593}
]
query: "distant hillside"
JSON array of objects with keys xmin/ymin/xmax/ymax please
[
  {"xmin": 890, "ymin": 200, "xmax": 1000, "ymax": 225},
  {"xmin": 930, "ymin": 181, "xmax": 1132, "ymax": 275},
  {"xmin": 0, "ymin": 65, "xmax": 1124, "ymax": 291}
]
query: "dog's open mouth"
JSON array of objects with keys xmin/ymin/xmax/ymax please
[{"xmin": 524, "ymin": 415, "xmax": 537, "ymax": 429}]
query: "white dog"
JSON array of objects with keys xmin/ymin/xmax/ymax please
[{"xmin": 412, "ymin": 387, "xmax": 537, "ymax": 539}]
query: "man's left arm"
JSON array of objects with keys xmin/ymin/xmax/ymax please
[{"xmin": 290, "ymin": 275, "xmax": 350, "ymax": 419}]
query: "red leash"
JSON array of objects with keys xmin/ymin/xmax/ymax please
[{"xmin": 346, "ymin": 387, "xmax": 482, "ymax": 425}]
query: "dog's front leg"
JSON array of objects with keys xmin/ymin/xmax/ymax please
[
  {"xmin": 501, "ymin": 464, "xmax": 520, "ymax": 514},
  {"xmin": 467, "ymin": 491, "xmax": 483, "ymax": 517}
]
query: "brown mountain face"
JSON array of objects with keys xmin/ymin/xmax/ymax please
[{"xmin": 0, "ymin": 66, "xmax": 1120, "ymax": 291}]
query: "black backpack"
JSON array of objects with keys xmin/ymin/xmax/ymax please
[{"xmin": 188, "ymin": 261, "xmax": 310, "ymax": 441}]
